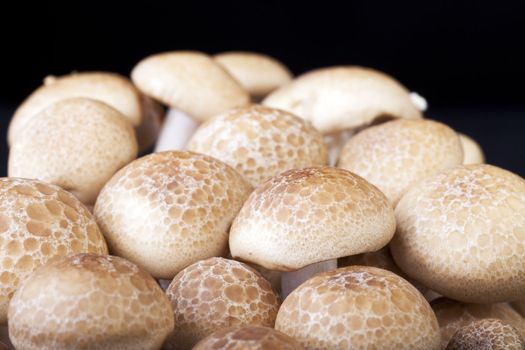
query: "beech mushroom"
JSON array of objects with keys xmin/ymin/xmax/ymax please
[
  {"xmin": 447, "ymin": 318, "xmax": 524, "ymax": 350},
  {"xmin": 459, "ymin": 133, "xmax": 485, "ymax": 164}
]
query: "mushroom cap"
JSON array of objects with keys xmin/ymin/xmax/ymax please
[
  {"xmin": 164, "ymin": 257, "xmax": 280, "ymax": 350},
  {"xmin": 275, "ymin": 266, "xmax": 440, "ymax": 350},
  {"xmin": 135, "ymin": 94, "xmax": 164, "ymax": 153},
  {"xmin": 193, "ymin": 326, "xmax": 305, "ymax": 350},
  {"xmin": 262, "ymin": 66, "xmax": 422, "ymax": 134},
  {"xmin": 391, "ymin": 164, "xmax": 525, "ymax": 303},
  {"xmin": 337, "ymin": 119, "xmax": 464, "ymax": 205},
  {"xmin": 432, "ymin": 298, "xmax": 525, "ymax": 349},
  {"xmin": 229, "ymin": 167, "xmax": 395, "ymax": 271},
  {"xmin": 8, "ymin": 71, "xmax": 142, "ymax": 145},
  {"xmin": 94, "ymin": 151, "xmax": 252, "ymax": 279},
  {"xmin": 459, "ymin": 133, "xmax": 485, "ymax": 164},
  {"xmin": 8, "ymin": 98, "xmax": 138, "ymax": 205},
  {"xmin": 214, "ymin": 52, "xmax": 293, "ymax": 98},
  {"xmin": 187, "ymin": 104, "xmax": 328, "ymax": 186},
  {"xmin": 0, "ymin": 178, "xmax": 107, "ymax": 325},
  {"xmin": 8, "ymin": 253, "xmax": 173, "ymax": 350},
  {"xmin": 131, "ymin": 51, "xmax": 250, "ymax": 122},
  {"xmin": 446, "ymin": 318, "xmax": 524, "ymax": 350}
]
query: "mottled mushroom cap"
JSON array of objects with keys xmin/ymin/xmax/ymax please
[
  {"xmin": 8, "ymin": 98, "xmax": 138, "ymax": 205},
  {"xmin": 164, "ymin": 257, "xmax": 280, "ymax": 350},
  {"xmin": 8, "ymin": 254, "xmax": 173, "ymax": 350},
  {"xmin": 275, "ymin": 266, "xmax": 440, "ymax": 350},
  {"xmin": 187, "ymin": 105, "xmax": 328, "ymax": 186},
  {"xmin": 229, "ymin": 167, "xmax": 395, "ymax": 271},
  {"xmin": 214, "ymin": 52, "xmax": 293, "ymax": 99},
  {"xmin": 459, "ymin": 133, "xmax": 485, "ymax": 164},
  {"xmin": 131, "ymin": 51, "xmax": 250, "ymax": 122},
  {"xmin": 94, "ymin": 151, "xmax": 252, "ymax": 279},
  {"xmin": 338, "ymin": 119, "xmax": 463, "ymax": 204},
  {"xmin": 446, "ymin": 318, "xmax": 524, "ymax": 350},
  {"xmin": 391, "ymin": 164, "xmax": 525, "ymax": 303},
  {"xmin": 0, "ymin": 178, "xmax": 107, "ymax": 325},
  {"xmin": 263, "ymin": 66, "xmax": 422, "ymax": 134}
]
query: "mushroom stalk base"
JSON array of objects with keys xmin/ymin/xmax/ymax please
[
  {"xmin": 154, "ymin": 109, "xmax": 199, "ymax": 152},
  {"xmin": 324, "ymin": 130, "xmax": 355, "ymax": 166},
  {"xmin": 281, "ymin": 259, "xmax": 338, "ymax": 299}
]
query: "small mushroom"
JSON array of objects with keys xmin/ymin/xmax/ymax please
[
  {"xmin": 459, "ymin": 133, "xmax": 485, "ymax": 164},
  {"xmin": 446, "ymin": 318, "xmax": 524, "ymax": 350},
  {"xmin": 164, "ymin": 257, "xmax": 280, "ymax": 350}
]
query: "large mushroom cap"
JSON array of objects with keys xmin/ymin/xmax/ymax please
[
  {"xmin": 94, "ymin": 151, "xmax": 252, "ymax": 279},
  {"xmin": 338, "ymin": 119, "xmax": 463, "ymax": 204},
  {"xmin": 229, "ymin": 167, "xmax": 395, "ymax": 271},
  {"xmin": 446, "ymin": 318, "xmax": 524, "ymax": 350},
  {"xmin": 262, "ymin": 66, "xmax": 422, "ymax": 134},
  {"xmin": 131, "ymin": 51, "xmax": 250, "ymax": 121},
  {"xmin": 391, "ymin": 164, "xmax": 525, "ymax": 303},
  {"xmin": 164, "ymin": 257, "xmax": 280, "ymax": 350},
  {"xmin": 0, "ymin": 178, "xmax": 107, "ymax": 325},
  {"xmin": 459, "ymin": 133, "xmax": 485, "ymax": 164},
  {"xmin": 8, "ymin": 254, "xmax": 173, "ymax": 350},
  {"xmin": 8, "ymin": 97, "xmax": 138, "ymax": 205},
  {"xmin": 187, "ymin": 104, "xmax": 328, "ymax": 186},
  {"xmin": 275, "ymin": 266, "xmax": 440, "ymax": 350}
]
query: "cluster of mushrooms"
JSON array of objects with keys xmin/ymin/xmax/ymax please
[{"xmin": 0, "ymin": 50, "xmax": 524, "ymax": 350}]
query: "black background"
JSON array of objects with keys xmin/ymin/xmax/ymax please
[{"xmin": 1, "ymin": 1, "xmax": 524, "ymax": 176}]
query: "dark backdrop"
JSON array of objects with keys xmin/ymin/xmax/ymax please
[{"xmin": 1, "ymin": 1, "xmax": 524, "ymax": 176}]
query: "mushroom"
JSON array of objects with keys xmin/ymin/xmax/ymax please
[
  {"xmin": 135, "ymin": 94, "xmax": 164, "ymax": 153},
  {"xmin": 0, "ymin": 178, "xmax": 108, "ymax": 325},
  {"xmin": 391, "ymin": 164, "xmax": 525, "ymax": 303},
  {"xmin": 446, "ymin": 318, "xmax": 524, "ymax": 350},
  {"xmin": 229, "ymin": 167, "xmax": 396, "ymax": 298},
  {"xmin": 193, "ymin": 326, "xmax": 305, "ymax": 350},
  {"xmin": 8, "ymin": 97, "xmax": 138, "ymax": 205},
  {"xmin": 213, "ymin": 52, "xmax": 293, "ymax": 100},
  {"xmin": 0, "ymin": 326, "xmax": 11, "ymax": 350},
  {"xmin": 337, "ymin": 119, "xmax": 464, "ymax": 205},
  {"xmin": 8, "ymin": 253, "xmax": 173, "ymax": 350},
  {"xmin": 459, "ymin": 133, "xmax": 485, "ymax": 164},
  {"xmin": 275, "ymin": 266, "xmax": 441, "ymax": 349},
  {"xmin": 94, "ymin": 151, "xmax": 252, "ymax": 279},
  {"xmin": 131, "ymin": 51, "xmax": 250, "ymax": 152},
  {"xmin": 187, "ymin": 104, "xmax": 328, "ymax": 187},
  {"xmin": 510, "ymin": 299, "xmax": 525, "ymax": 318},
  {"xmin": 164, "ymin": 257, "xmax": 280, "ymax": 350}
]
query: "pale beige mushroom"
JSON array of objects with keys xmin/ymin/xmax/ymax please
[
  {"xmin": 446, "ymin": 318, "xmax": 524, "ymax": 350},
  {"xmin": 459, "ymin": 133, "xmax": 485, "ymax": 164}
]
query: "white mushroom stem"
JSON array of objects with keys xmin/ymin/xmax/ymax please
[
  {"xmin": 409, "ymin": 91, "xmax": 428, "ymax": 111},
  {"xmin": 281, "ymin": 259, "xmax": 338, "ymax": 299},
  {"xmin": 154, "ymin": 108, "xmax": 200, "ymax": 152},
  {"xmin": 324, "ymin": 130, "xmax": 355, "ymax": 166}
]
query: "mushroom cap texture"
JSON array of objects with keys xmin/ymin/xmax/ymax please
[
  {"xmin": 0, "ymin": 178, "xmax": 108, "ymax": 325},
  {"xmin": 432, "ymin": 298, "xmax": 525, "ymax": 349},
  {"xmin": 214, "ymin": 52, "xmax": 293, "ymax": 98},
  {"xmin": 8, "ymin": 253, "xmax": 174, "ymax": 350},
  {"xmin": 187, "ymin": 104, "xmax": 328, "ymax": 186},
  {"xmin": 459, "ymin": 133, "xmax": 485, "ymax": 164},
  {"xmin": 262, "ymin": 66, "xmax": 422, "ymax": 134},
  {"xmin": 94, "ymin": 151, "xmax": 252, "ymax": 279},
  {"xmin": 229, "ymin": 167, "xmax": 395, "ymax": 271},
  {"xmin": 391, "ymin": 164, "xmax": 525, "ymax": 303},
  {"xmin": 446, "ymin": 318, "xmax": 524, "ymax": 350},
  {"xmin": 8, "ymin": 71, "xmax": 142, "ymax": 145},
  {"xmin": 131, "ymin": 51, "xmax": 250, "ymax": 121},
  {"xmin": 164, "ymin": 257, "xmax": 280, "ymax": 350},
  {"xmin": 8, "ymin": 97, "xmax": 138, "ymax": 205},
  {"xmin": 193, "ymin": 325, "xmax": 305, "ymax": 350},
  {"xmin": 338, "ymin": 119, "xmax": 464, "ymax": 205},
  {"xmin": 275, "ymin": 266, "xmax": 440, "ymax": 350}
]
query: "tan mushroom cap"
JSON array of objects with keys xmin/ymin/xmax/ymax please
[
  {"xmin": 262, "ymin": 66, "xmax": 422, "ymax": 134},
  {"xmin": 94, "ymin": 151, "xmax": 252, "ymax": 279},
  {"xmin": 8, "ymin": 71, "xmax": 142, "ymax": 145},
  {"xmin": 187, "ymin": 105, "xmax": 328, "ymax": 187},
  {"xmin": 391, "ymin": 164, "xmax": 525, "ymax": 303},
  {"xmin": 131, "ymin": 51, "xmax": 250, "ymax": 122},
  {"xmin": 459, "ymin": 133, "xmax": 485, "ymax": 164},
  {"xmin": 193, "ymin": 326, "xmax": 305, "ymax": 350},
  {"xmin": 164, "ymin": 257, "xmax": 280, "ymax": 350},
  {"xmin": 8, "ymin": 254, "xmax": 173, "ymax": 350},
  {"xmin": 338, "ymin": 119, "xmax": 464, "ymax": 205},
  {"xmin": 275, "ymin": 266, "xmax": 440, "ymax": 350},
  {"xmin": 0, "ymin": 178, "xmax": 108, "ymax": 325},
  {"xmin": 214, "ymin": 52, "xmax": 293, "ymax": 99},
  {"xmin": 446, "ymin": 318, "xmax": 524, "ymax": 350},
  {"xmin": 432, "ymin": 298, "xmax": 525, "ymax": 349},
  {"xmin": 230, "ymin": 167, "xmax": 395, "ymax": 271}
]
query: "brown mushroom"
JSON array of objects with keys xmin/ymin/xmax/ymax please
[{"xmin": 446, "ymin": 318, "xmax": 524, "ymax": 350}]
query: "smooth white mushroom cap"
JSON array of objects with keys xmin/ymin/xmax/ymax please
[{"xmin": 459, "ymin": 133, "xmax": 485, "ymax": 164}]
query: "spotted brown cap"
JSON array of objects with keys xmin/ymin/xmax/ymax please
[{"xmin": 446, "ymin": 318, "xmax": 524, "ymax": 350}]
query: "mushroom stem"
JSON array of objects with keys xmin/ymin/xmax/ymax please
[
  {"xmin": 281, "ymin": 259, "xmax": 338, "ymax": 299},
  {"xmin": 154, "ymin": 109, "xmax": 199, "ymax": 152},
  {"xmin": 324, "ymin": 130, "xmax": 355, "ymax": 166}
]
